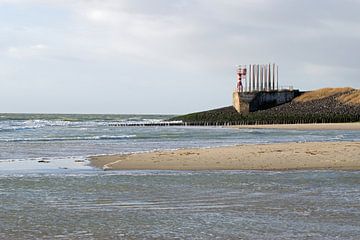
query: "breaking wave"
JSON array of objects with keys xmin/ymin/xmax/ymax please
[{"xmin": 0, "ymin": 135, "xmax": 137, "ymax": 142}]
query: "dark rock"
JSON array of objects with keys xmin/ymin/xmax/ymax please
[{"xmin": 38, "ymin": 160, "xmax": 50, "ymax": 163}]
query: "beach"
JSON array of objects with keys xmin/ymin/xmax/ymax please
[
  {"xmin": 90, "ymin": 141, "xmax": 360, "ymax": 171},
  {"xmin": 231, "ymin": 122, "xmax": 360, "ymax": 130}
]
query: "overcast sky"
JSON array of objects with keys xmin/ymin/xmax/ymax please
[{"xmin": 0, "ymin": 0, "xmax": 359, "ymax": 114}]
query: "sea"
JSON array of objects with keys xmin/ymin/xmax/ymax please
[{"xmin": 0, "ymin": 114, "xmax": 359, "ymax": 239}]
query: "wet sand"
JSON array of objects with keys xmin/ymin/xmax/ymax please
[
  {"xmin": 90, "ymin": 141, "xmax": 360, "ymax": 171},
  {"xmin": 230, "ymin": 122, "xmax": 360, "ymax": 130}
]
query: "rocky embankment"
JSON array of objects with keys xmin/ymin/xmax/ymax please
[{"xmin": 170, "ymin": 88, "xmax": 360, "ymax": 125}]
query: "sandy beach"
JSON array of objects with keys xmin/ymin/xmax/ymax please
[
  {"xmin": 90, "ymin": 141, "xmax": 360, "ymax": 171},
  {"xmin": 230, "ymin": 122, "xmax": 360, "ymax": 130}
]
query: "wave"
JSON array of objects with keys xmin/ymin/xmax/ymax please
[
  {"xmin": 0, "ymin": 120, "xmax": 108, "ymax": 132},
  {"xmin": 0, "ymin": 114, "xmax": 173, "ymax": 123},
  {"xmin": 0, "ymin": 117, "xmax": 174, "ymax": 131},
  {"xmin": 0, "ymin": 135, "xmax": 137, "ymax": 142}
]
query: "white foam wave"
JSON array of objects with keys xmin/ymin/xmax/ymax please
[
  {"xmin": 0, "ymin": 120, "xmax": 112, "ymax": 132},
  {"xmin": 0, "ymin": 135, "xmax": 137, "ymax": 142}
]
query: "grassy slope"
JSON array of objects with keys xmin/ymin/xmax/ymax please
[{"xmin": 170, "ymin": 88, "xmax": 360, "ymax": 125}]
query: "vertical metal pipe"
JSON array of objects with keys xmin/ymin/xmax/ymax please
[
  {"xmin": 268, "ymin": 64, "xmax": 271, "ymax": 91},
  {"xmin": 256, "ymin": 65, "xmax": 258, "ymax": 91},
  {"xmin": 272, "ymin": 63, "xmax": 275, "ymax": 91},
  {"xmin": 266, "ymin": 64, "xmax": 268, "ymax": 91},
  {"xmin": 253, "ymin": 64, "xmax": 257, "ymax": 92},
  {"xmin": 262, "ymin": 65, "xmax": 265, "ymax": 91},
  {"xmin": 267, "ymin": 64, "xmax": 270, "ymax": 91},
  {"xmin": 249, "ymin": 64, "xmax": 252, "ymax": 92},
  {"xmin": 243, "ymin": 64, "xmax": 248, "ymax": 92},
  {"xmin": 250, "ymin": 64, "xmax": 255, "ymax": 92},
  {"xmin": 264, "ymin": 65, "xmax": 267, "ymax": 91},
  {"xmin": 269, "ymin": 64, "xmax": 272, "ymax": 91},
  {"xmin": 277, "ymin": 65, "xmax": 279, "ymax": 90},
  {"xmin": 264, "ymin": 65, "xmax": 266, "ymax": 91},
  {"xmin": 249, "ymin": 65, "xmax": 252, "ymax": 92},
  {"xmin": 247, "ymin": 64, "xmax": 251, "ymax": 92},
  {"xmin": 253, "ymin": 65, "xmax": 255, "ymax": 92},
  {"xmin": 252, "ymin": 64, "xmax": 255, "ymax": 92},
  {"xmin": 261, "ymin": 64, "xmax": 266, "ymax": 91},
  {"xmin": 253, "ymin": 64, "xmax": 258, "ymax": 91},
  {"xmin": 268, "ymin": 63, "xmax": 271, "ymax": 91},
  {"xmin": 253, "ymin": 65, "xmax": 256, "ymax": 91},
  {"xmin": 259, "ymin": 65, "xmax": 263, "ymax": 91},
  {"xmin": 252, "ymin": 64, "xmax": 256, "ymax": 91},
  {"xmin": 256, "ymin": 64, "xmax": 260, "ymax": 91}
]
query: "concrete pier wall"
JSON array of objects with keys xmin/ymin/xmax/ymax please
[{"xmin": 233, "ymin": 90, "xmax": 300, "ymax": 113}]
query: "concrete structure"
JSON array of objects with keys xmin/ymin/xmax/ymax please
[
  {"xmin": 233, "ymin": 90, "xmax": 300, "ymax": 113},
  {"xmin": 233, "ymin": 63, "xmax": 300, "ymax": 113},
  {"xmin": 232, "ymin": 91, "xmax": 250, "ymax": 113}
]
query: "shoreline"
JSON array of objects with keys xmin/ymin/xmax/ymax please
[
  {"xmin": 90, "ymin": 141, "xmax": 360, "ymax": 171},
  {"xmin": 229, "ymin": 122, "xmax": 360, "ymax": 130}
]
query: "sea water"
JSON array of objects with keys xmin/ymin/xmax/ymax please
[{"xmin": 0, "ymin": 114, "xmax": 359, "ymax": 239}]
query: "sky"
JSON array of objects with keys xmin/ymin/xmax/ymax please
[{"xmin": 0, "ymin": 0, "xmax": 359, "ymax": 114}]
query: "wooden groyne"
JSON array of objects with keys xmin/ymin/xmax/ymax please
[
  {"xmin": 108, "ymin": 116, "xmax": 360, "ymax": 127},
  {"xmin": 109, "ymin": 121, "xmax": 184, "ymax": 127}
]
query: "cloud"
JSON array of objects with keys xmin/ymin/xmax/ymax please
[
  {"xmin": 0, "ymin": 0, "xmax": 359, "ymax": 113},
  {"xmin": 7, "ymin": 44, "xmax": 48, "ymax": 59}
]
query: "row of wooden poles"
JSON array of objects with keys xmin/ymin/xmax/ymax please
[
  {"xmin": 109, "ymin": 116, "xmax": 360, "ymax": 127},
  {"xmin": 181, "ymin": 117, "xmax": 360, "ymax": 126},
  {"xmin": 242, "ymin": 63, "xmax": 279, "ymax": 92}
]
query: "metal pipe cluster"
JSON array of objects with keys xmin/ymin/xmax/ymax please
[{"xmin": 243, "ymin": 63, "xmax": 279, "ymax": 92}]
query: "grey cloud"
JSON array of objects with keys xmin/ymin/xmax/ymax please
[{"xmin": 0, "ymin": 0, "xmax": 359, "ymax": 113}]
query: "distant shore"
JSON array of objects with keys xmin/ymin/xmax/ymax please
[
  {"xmin": 230, "ymin": 122, "xmax": 360, "ymax": 130},
  {"xmin": 90, "ymin": 141, "xmax": 360, "ymax": 171}
]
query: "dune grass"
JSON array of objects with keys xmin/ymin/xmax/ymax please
[
  {"xmin": 294, "ymin": 87, "xmax": 354, "ymax": 103},
  {"xmin": 337, "ymin": 89, "xmax": 360, "ymax": 105}
]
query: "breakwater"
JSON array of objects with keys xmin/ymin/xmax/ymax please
[{"xmin": 170, "ymin": 89, "xmax": 360, "ymax": 125}]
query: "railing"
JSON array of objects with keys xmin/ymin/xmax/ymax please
[{"xmin": 278, "ymin": 85, "xmax": 294, "ymax": 91}]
